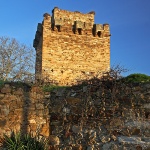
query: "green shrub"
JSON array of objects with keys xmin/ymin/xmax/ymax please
[
  {"xmin": 124, "ymin": 73, "xmax": 150, "ymax": 83},
  {"xmin": 0, "ymin": 80, "xmax": 5, "ymax": 88},
  {"xmin": 3, "ymin": 132, "xmax": 48, "ymax": 150},
  {"xmin": 42, "ymin": 85, "xmax": 68, "ymax": 92}
]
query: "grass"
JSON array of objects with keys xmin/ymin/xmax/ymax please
[
  {"xmin": 3, "ymin": 132, "xmax": 48, "ymax": 150},
  {"xmin": 42, "ymin": 84, "xmax": 69, "ymax": 92},
  {"xmin": 0, "ymin": 80, "xmax": 5, "ymax": 88}
]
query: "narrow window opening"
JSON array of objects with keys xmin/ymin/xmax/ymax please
[
  {"xmin": 97, "ymin": 31, "xmax": 101, "ymax": 37},
  {"xmin": 145, "ymin": 112, "xmax": 149, "ymax": 119},
  {"xmin": 92, "ymin": 28, "xmax": 96, "ymax": 37},
  {"xmin": 51, "ymin": 23, "xmax": 55, "ymax": 31},
  {"xmin": 78, "ymin": 28, "xmax": 82, "ymax": 35},
  {"xmin": 56, "ymin": 25, "xmax": 61, "ymax": 32}
]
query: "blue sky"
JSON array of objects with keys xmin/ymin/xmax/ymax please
[{"xmin": 0, "ymin": 0, "xmax": 150, "ymax": 76}]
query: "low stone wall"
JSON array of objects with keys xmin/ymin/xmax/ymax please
[
  {"xmin": 0, "ymin": 84, "xmax": 50, "ymax": 141},
  {"xmin": 0, "ymin": 82, "xmax": 150, "ymax": 149},
  {"xmin": 49, "ymin": 81, "xmax": 150, "ymax": 149}
]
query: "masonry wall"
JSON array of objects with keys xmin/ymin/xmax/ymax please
[
  {"xmin": 48, "ymin": 81, "xmax": 150, "ymax": 149},
  {"xmin": 0, "ymin": 82, "xmax": 150, "ymax": 149},
  {"xmin": 34, "ymin": 7, "xmax": 110, "ymax": 85},
  {"xmin": 0, "ymin": 84, "xmax": 50, "ymax": 142}
]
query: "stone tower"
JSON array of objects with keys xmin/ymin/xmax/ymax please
[{"xmin": 33, "ymin": 7, "xmax": 110, "ymax": 85}]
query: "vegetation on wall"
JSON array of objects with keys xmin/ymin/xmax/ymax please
[
  {"xmin": 123, "ymin": 73, "xmax": 150, "ymax": 83},
  {"xmin": 3, "ymin": 132, "xmax": 48, "ymax": 150},
  {"xmin": 42, "ymin": 85, "xmax": 68, "ymax": 92},
  {"xmin": 0, "ymin": 80, "xmax": 5, "ymax": 88}
]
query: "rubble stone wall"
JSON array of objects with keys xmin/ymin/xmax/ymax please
[
  {"xmin": 0, "ymin": 82, "xmax": 150, "ymax": 149},
  {"xmin": 33, "ymin": 7, "xmax": 110, "ymax": 85},
  {"xmin": 0, "ymin": 84, "xmax": 50, "ymax": 141},
  {"xmin": 48, "ymin": 82, "xmax": 150, "ymax": 149}
]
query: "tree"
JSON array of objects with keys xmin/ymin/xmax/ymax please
[
  {"xmin": 0, "ymin": 36, "xmax": 35, "ymax": 82},
  {"xmin": 124, "ymin": 73, "xmax": 150, "ymax": 83}
]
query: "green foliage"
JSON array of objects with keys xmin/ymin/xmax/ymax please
[
  {"xmin": 42, "ymin": 84, "xmax": 68, "ymax": 92},
  {"xmin": 124, "ymin": 73, "xmax": 150, "ymax": 83},
  {"xmin": 3, "ymin": 132, "xmax": 48, "ymax": 150},
  {"xmin": 6, "ymin": 81, "xmax": 31, "ymax": 89},
  {"xmin": 0, "ymin": 80, "xmax": 5, "ymax": 88}
]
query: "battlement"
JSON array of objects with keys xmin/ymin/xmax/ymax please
[
  {"xmin": 33, "ymin": 7, "xmax": 111, "ymax": 85},
  {"xmin": 52, "ymin": 7, "xmax": 94, "ymax": 26},
  {"xmin": 34, "ymin": 8, "xmax": 110, "ymax": 49}
]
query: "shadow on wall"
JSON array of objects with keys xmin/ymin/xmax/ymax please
[{"xmin": 20, "ymin": 84, "xmax": 31, "ymax": 135}]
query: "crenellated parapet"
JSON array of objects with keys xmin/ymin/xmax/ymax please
[
  {"xmin": 33, "ymin": 7, "xmax": 110, "ymax": 49},
  {"xmin": 52, "ymin": 7, "xmax": 94, "ymax": 26}
]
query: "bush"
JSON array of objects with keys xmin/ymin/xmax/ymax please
[
  {"xmin": 42, "ymin": 85, "xmax": 68, "ymax": 92},
  {"xmin": 3, "ymin": 132, "xmax": 48, "ymax": 150},
  {"xmin": 0, "ymin": 80, "xmax": 5, "ymax": 88},
  {"xmin": 124, "ymin": 73, "xmax": 150, "ymax": 83}
]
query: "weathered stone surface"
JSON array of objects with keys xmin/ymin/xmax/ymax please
[
  {"xmin": 143, "ymin": 103, "xmax": 150, "ymax": 109},
  {"xmin": 118, "ymin": 136, "xmax": 150, "ymax": 147},
  {"xmin": 72, "ymin": 125, "xmax": 82, "ymax": 134},
  {"xmin": 0, "ymin": 85, "xmax": 50, "ymax": 145},
  {"xmin": 0, "ymin": 94, "xmax": 4, "ymax": 99},
  {"xmin": 35, "ymin": 103, "xmax": 44, "ymax": 110},
  {"xmin": 1, "ymin": 84, "xmax": 11, "ymax": 93},
  {"xmin": 110, "ymin": 118, "xmax": 124, "ymax": 128},
  {"xmin": 131, "ymin": 128, "xmax": 141, "ymax": 135},
  {"xmin": 0, "ymin": 119, "xmax": 6, "ymax": 127},
  {"xmin": 14, "ymin": 88, "xmax": 24, "ymax": 95},
  {"xmin": 49, "ymin": 135, "xmax": 60, "ymax": 145},
  {"xmin": 66, "ymin": 97, "xmax": 81, "ymax": 105},
  {"xmin": 31, "ymin": 86, "xmax": 42, "ymax": 93},
  {"xmin": 40, "ymin": 123, "xmax": 49, "ymax": 137}
]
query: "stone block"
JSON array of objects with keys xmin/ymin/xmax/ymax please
[
  {"xmin": 84, "ymin": 22, "xmax": 93, "ymax": 29},
  {"xmin": 49, "ymin": 135, "xmax": 60, "ymax": 145},
  {"xmin": 0, "ymin": 94, "xmax": 5, "ymax": 99},
  {"xmin": 54, "ymin": 19, "xmax": 63, "ymax": 26},
  {"xmin": 40, "ymin": 123, "xmax": 49, "ymax": 137},
  {"xmin": 14, "ymin": 108, "xmax": 22, "ymax": 115},
  {"xmin": 66, "ymin": 97, "xmax": 81, "ymax": 105},
  {"xmin": 31, "ymin": 86, "xmax": 42, "ymax": 93},
  {"xmin": 14, "ymin": 88, "xmax": 23, "ymax": 95},
  {"xmin": 29, "ymin": 123, "xmax": 37, "ymax": 132},
  {"xmin": 36, "ymin": 103, "xmax": 44, "ymax": 110},
  {"xmin": 75, "ymin": 21, "xmax": 84, "ymax": 29},
  {"xmin": 1, "ymin": 108, "xmax": 9, "ymax": 116},
  {"xmin": 131, "ymin": 128, "xmax": 141, "ymax": 135},
  {"xmin": 143, "ymin": 103, "xmax": 150, "ymax": 109},
  {"xmin": 0, "ymin": 119, "xmax": 6, "ymax": 127},
  {"xmin": 94, "ymin": 24, "xmax": 103, "ymax": 32},
  {"xmin": 103, "ymin": 24, "xmax": 110, "ymax": 30},
  {"xmin": 1, "ymin": 87, "xmax": 11, "ymax": 93},
  {"xmin": 110, "ymin": 118, "xmax": 124, "ymax": 128}
]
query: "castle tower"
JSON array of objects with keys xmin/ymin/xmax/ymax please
[{"xmin": 33, "ymin": 7, "xmax": 110, "ymax": 85}]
